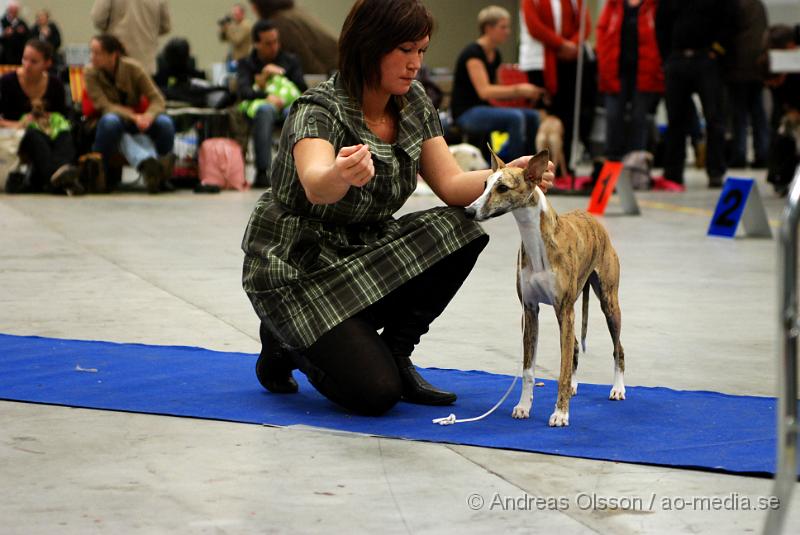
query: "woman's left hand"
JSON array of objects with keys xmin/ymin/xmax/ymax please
[{"xmin": 507, "ymin": 156, "xmax": 556, "ymax": 193}]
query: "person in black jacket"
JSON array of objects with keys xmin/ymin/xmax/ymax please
[
  {"xmin": 237, "ymin": 18, "xmax": 306, "ymax": 186},
  {"xmin": 726, "ymin": 0, "xmax": 769, "ymax": 169},
  {"xmin": 31, "ymin": 9, "xmax": 61, "ymax": 53},
  {"xmin": 0, "ymin": 1, "xmax": 30, "ymax": 65},
  {"xmin": 31, "ymin": 9, "xmax": 63, "ymax": 74},
  {"xmin": 656, "ymin": 0, "xmax": 736, "ymax": 187}
]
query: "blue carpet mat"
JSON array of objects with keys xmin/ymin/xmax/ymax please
[{"xmin": 0, "ymin": 333, "xmax": 794, "ymax": 477}]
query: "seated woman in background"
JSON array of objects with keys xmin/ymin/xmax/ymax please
[
  {"xmin": 450, "ymin": 5, "xmax": 543, "ymax": 160},
  {"xmin": 0, "ymin": 39, "xmax": 82, "ymax": 195}
]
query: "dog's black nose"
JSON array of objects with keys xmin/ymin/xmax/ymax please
[{"xmin": 464, "ymin": 207, "xmax": 475, "ymax": 219}]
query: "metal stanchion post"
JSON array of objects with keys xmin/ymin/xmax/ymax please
[
  {"xmin": 568, "ymin": 0, "xmax": 589, "ymax": 191},
  {"xmin": 764, "ymin": 165, "xmax": 800, "ymax": 535}
]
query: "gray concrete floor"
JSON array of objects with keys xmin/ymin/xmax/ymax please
[{"xmin": 1, "ymin": 165, "xmax": 799, "ymax": 534}]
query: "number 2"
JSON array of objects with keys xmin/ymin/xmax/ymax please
[{"xmin": 713, "ymin": 190, "xmax": 744, "ymax": 228}]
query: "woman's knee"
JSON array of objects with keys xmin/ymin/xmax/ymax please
[
  {"xmin": 153, "ymin": 114, "xmax": 175, "ymax": 134},
  {"xmin": 97, "ymin": 113, "xmax": 124, "ymax": 131},
  {"xmin": 350, "ymin": 374, "xmax": 403, "ymax": 416},
  {"xmin": 307, "ymin": 360, "xmax": 403, "ymax": 416}
]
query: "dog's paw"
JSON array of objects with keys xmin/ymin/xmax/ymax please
[
  {"xmin": 548, "ymin": 409, "xmax": 569, "ymax": 427},
  {"xmin": 609, "ymin": 386, "xmax": 626, "ymax": 400},
  {"xmin": 512, "ymin": 405, "xmax": 531, "ymax": 419}
]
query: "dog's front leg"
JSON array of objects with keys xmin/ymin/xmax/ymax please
[
  {"xmin": 549, "ymin": 306, "xmax": 575, "ymax": 427},
  {"xmin": 513, "ymin": 304, "xmax": 539, "ymax": 419}
]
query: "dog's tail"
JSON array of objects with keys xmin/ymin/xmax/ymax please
[{"xmin": 580, "ymin": 282, "xmax": 589, "ymax": 352}]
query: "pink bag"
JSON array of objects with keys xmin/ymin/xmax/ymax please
[{"xmin": 198, "ymin": 138, "xmax": 249, "ymax": 191}]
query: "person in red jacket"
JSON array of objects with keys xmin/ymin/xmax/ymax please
[
  {"xmin": 596, "ymin": 0, "xmax": 664, "ymax": 161},
  {"xmin": 522, "ymin": 0, "xmax": 592, "ymax": 174}
]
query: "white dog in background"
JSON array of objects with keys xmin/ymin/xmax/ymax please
[{"xmin": 449, "ymin": 143, "xmax": 488, "ymax": 171}]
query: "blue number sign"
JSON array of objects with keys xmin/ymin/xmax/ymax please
[{"xmin": 708, "ymin": 178, "xmax": 755, "ymax": 238}]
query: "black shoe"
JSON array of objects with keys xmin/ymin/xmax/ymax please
[
  {"xmin": 138, "ymin": 157, "xmax": 164, "ymax": 194},
  {"xmin": 255, "ymin": 344, "xmax": 299, "ymax": 394},
  {"xmin": 78, "ymin": 152, "xmax": 106, "ymax": 193},
  {"xmin": 194, "ymin": 183, "xmax": 221, "ymax": 194},
  {"xmin": 5, "ymin": 169, "xmax": 28, "ymax": 193},
  {"xmin": 708, "ymin": 175, "xmax": 724, "ymax": 189},
  {"xmin": 50, "ymin": 164, "xmax": 85, "ymax": 196},
  {"xmin": 396, "ymin": 356, "xmax": 456, "ymax": 406},
  {"xmin": 159, "ymin": 179, "xmax": 176, "ymax": 192},
  {"xmin": 253, "ymin": 169, "xmax": 269, "ymax": 188}
]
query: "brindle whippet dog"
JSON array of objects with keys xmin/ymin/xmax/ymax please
[{"xmin": 464, "ymin": 149, "xmax": 625, "ymax": 427}]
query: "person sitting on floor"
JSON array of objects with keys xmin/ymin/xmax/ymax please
[
  {"xmin": 0, "ymin": 39, "xmax": 82, "ymax": 195},
  {"xmin": 236, "ymin": 18, "xmax": 307, "ymax": 187},
  {"xmin": 84, "ymin": 34, "xmax": 176, "ymax": 193}
]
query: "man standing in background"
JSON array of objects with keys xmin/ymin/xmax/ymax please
[
  {"xmin": 249, "ymin": 0, "xmax": 337, "ymax": 75},
  {"xmin": 90, "ymin": 0, "xmax": 171, "ymax": 75},
  {"xmin": 219, "ymin": 3, "xmax": 252, "ymax": 63},
  {"xmin": 656, "ymin": 0, "xmax": 735, "ymax": 188},
  {"xmin": 1, "ymin": 1, "xmax": 30, "ymax": 65}
]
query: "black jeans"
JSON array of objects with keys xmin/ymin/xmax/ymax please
[
  {"xmin": 279, "ymin": 235, "xmax": 488, "ymax": 416},
  {"xmin": 663, "ymin": 54, "xmax": 727, "ymax": 183},
  {"xmin": 19, "ymin": 129, "xmax": 76, "ymax": 192}
]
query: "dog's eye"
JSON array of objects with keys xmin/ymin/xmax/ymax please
[
  {"xmin": 483, "ymin": 181, "xmax": 487, "ymax": 190},
  {"xmin": 496, "ymin": 184, "xmax": 509, "ymax": 193}
]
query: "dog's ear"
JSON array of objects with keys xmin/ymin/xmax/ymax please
[
  {"xmin": 524, "ymin": 149, "xmax": 550, "ymax": 185},
  {"xmin": 487, "ymin": 144, "xmax": 506, "ymax": 172}
]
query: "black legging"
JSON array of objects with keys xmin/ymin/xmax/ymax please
[
  {"xmin": 287, "ymin": 235, "xmax": 488, "ymax": 416},
  {"xmin": 18, "ymin": 129, "xmax": 76, "ymax": 192}
]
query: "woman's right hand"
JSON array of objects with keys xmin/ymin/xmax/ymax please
[
  {"xmin": 516, "ymin": 83, "xmax": 544, "ymax": 101},
  {"xmin": 335, "ymin": 144, "xmax": 374, "ymax": 187}
]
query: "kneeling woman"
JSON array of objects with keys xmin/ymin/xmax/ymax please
[
  {"xmin": 242, "ymin": 0, "xmax": 554, "ymax": 416},
  {"xmin": 0, "ymin": 39, "xmax": 81, "ymax": 194}
]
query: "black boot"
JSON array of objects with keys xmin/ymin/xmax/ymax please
[
  {"xmin": 256, "ymin": 324, "xmax": 298, "ymax": 394},
  {"xmin": 395, "ymin": 356, "xmax": 456, "ymax": 406},
  {"xmin": 255, "ymin": 346, "xmax": 299, "ymax": 394}
]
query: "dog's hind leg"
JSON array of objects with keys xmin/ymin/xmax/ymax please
[
  {"xmin": 513, "ymin": 304, "xmax": 539, "ymax": 419},
  {"xmin": 549, "ymin": 305, "xmax": 575, "ymax": 427},
  {"xmin": 590, "ymin": 269, "xmax": 626, "ymax": 401},
  {"xmin": 571, "ymin": 336, "xmax": 580, "ymax": 395}
]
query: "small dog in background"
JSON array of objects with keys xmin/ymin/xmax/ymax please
[
  {"xmin": 25, "ymin": 98, "xmax": 51, "ymax": 136},
  {"xmin": 449, "ymin": 143, "xmax": 488, "ymax": 171},
  {"xmin": 535, "ymin": 111, "xmax": 567, "ymax": 177},
  {"xmin": 621, "ymin": 150, "xmax": 654, "ymax": 190}
]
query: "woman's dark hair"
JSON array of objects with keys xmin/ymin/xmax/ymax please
[
  {"xmin": 338, "ymin": 0, "xmax": 434, "ymax": 100},
  {"xmin": 24, "ymin": 38, "xmax": 53, "ymax": 61},
  {"xmin": 250, "ymin": 0, "xmax": 294, "ymax": 19},
  {"xmin": 251, "ymin": 18, "xmax": 277, "ymax": 43},
  {"xmin": 92, "ymin": 33, "xmax": 127, "ymax": 56}
]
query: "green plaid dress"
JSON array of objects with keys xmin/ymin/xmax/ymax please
[{"xmin": 242, "ymin": 73, "xmax": 486, "ymax": 350}]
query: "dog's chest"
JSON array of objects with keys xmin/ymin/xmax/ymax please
[
  {"xmin": 516, "ymin": 209, "xmax": 557, "ymax": 306},
  {"xmin": 520, "ymin": 263, "xmax": 557, "ymax": 306}
]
